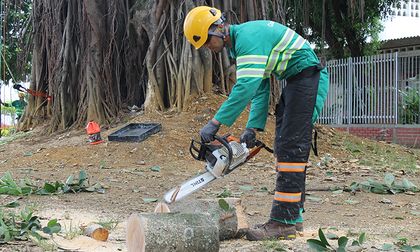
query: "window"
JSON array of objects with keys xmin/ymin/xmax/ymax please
[{"xmin": 403, "ymin": 11, "xmax": 406, "ymax": 16}]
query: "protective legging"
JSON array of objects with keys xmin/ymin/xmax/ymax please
[{"xmin": 270, "ymin": 66, "xmax": 320, "ymax": 223}]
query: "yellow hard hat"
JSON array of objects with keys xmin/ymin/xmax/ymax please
[
  {"xmin": 18, "ymin": 92, "xmax": 25, "ymax": 98},
  {"xmin": 184, "ymin": 6, "xmax": 222, "ymax": 49}
]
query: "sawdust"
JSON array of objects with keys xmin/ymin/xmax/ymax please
[{"xmin": 0, "ymin": 93, "xmax": 419, "ymax": 251}]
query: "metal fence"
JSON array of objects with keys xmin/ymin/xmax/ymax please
[{"xmin": 318, "ymin": 51, "xmax": 420, "ymax": 125}]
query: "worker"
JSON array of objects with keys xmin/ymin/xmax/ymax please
[
  {"xmin": 1, "ymin": 92, "xmax": 28, "ymax": 121},
  {"xmin": 183, "ymin": 6, "xmax": 329, "ymax": 241}
]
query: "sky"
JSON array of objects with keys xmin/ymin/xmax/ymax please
[{"xmin": 380, "ymin": 15, "xmax": 420, "ymax": 40}]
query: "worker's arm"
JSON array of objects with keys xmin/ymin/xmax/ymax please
[
  {"xmin": 214, "ymin": 71, "xmax": 265, "ymax": 126},
  {"xmin": 246, "ymin": 78, "xmax": 270, "ymax": 130},
  {"xmin": 214, "ymin": 54, "xmax": 268, "ymax": 126}
]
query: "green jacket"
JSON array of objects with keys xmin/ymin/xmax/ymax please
[{"xmin": 214, "ymin": 20, "xmax": 329, "ymax": 130}]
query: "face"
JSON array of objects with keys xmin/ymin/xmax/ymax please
[{"xmin": 204, "ymin": 35, "xmax": 224, "ymax": 53}]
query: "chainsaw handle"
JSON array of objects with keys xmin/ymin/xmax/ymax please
[
  {"xmin": 246, "ymin": 140, "xmax": 274, "ymax": 161},
  {"xmin": 189, "ymin": 139, "xmax": 206, "ymax": 161}
]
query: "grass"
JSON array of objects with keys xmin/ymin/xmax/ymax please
[
  {"xmin": 342, "ymin": 137, "xmax": 419, "ymax": 173},
  {"xmin": 262, "ymin": 240, "xmax": 288, "ymax": 252},
  {"xmin": 95, "ymin": 218, "xmax": 119, "ymax": 231},
  {"xmin": 0, "ymin": 131, "xmax": 31, "ymax": 146},
  {"xmin": 61, "ymin": 220, "xmax": 83, "ymax": 240},
  {"xmin": 31, "ymin": 236, "xmax": 57, "ymax": 251}
]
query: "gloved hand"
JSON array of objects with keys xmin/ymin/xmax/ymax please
[
  {"xmin": 240, "ymin": 128, "xmax": 257, "ymax": 148},
  {"xmin": 200, "ymin": 120, "xmax": 220, "ymax": 143}
]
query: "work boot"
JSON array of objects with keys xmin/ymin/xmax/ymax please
[
  {"xmin": 295, "ymin": 222, "xmax": 303, "ymax": 232},
  {"xmin": 246, "ymin": 220, "xmax": 296, "ymax": 241},
  {"xmin": 295, "ymin": 222, "xmax": 304, "ymax": 237}
]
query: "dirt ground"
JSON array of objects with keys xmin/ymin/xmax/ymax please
[{"xmin": 1, "ymin": 94, "xmax": 419, "ymax": 252}]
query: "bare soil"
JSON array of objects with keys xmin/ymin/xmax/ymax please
[{"xmin": 0, "ymin": 94, "xmax": 419, "ymax": 252}]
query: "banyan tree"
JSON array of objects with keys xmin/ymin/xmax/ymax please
[{"xmin": 19, "ymin": 0, "xmax": 397, "ymax": 132}]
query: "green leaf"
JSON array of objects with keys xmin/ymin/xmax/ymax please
[
  {"xmin": 382, "ymin": 243, "xmax": 394, "ymax": 251},
  {"xmin": 338, "ymin": 236, "xmax": 348, "ymax": 248},
  {"xmin": 42, "ymin": 219, "xmax": 61, "ymax": 234},
  {"xmin": 258, "ymin": 187, "xmax": 269, "ymax": 192},
  {"xmin": 400, "ymin": 245, "xmax": 413, "ymax": 252},
  {"xmin": 43, "ymin": 183, "xmax": 57, "ymax": 193},
  {"xmin": 410, "ymin": 211, "xmax": 420, "ymax": 216},
  {"xmin": 345, "ymin": 199, "xmax": 359, "ymax": 205},
  {"xmin": 402, "ymin": 178, "xmax": 418, "ymax": 191},
  {"xmin": 65, "ymin": 175, "xmax": 74, "ymax": 185},
  {"xmin": 326, "ymin": 233, "xmax": 339, "ymax": 239},
  {"xmin": 142, "ymin": 198, "xmax": 158, "ymax": 203},
  {"xmin": 217, "ymin": 188, "xmax": 232, "ymax": 198},
  {"xmin": 307, "ymin": 239, "xmax": 328, "ymax": 251},
  {"xmin": 411, "ymin": 245, "xmax": 420, "ymax": 249},
  {"xmin": 306, "ymin": 196, "xmax": 322, "ymax": 202},
  {"xmin": 150, "ymin": 166, "xmax": 161, "ymax": 172},
  {"xmin": 336, "ymin": 247, "xmax": 346, "ymax": 252},
  {"xmin": 318, "ymin": 228, "xmax": 330, "ymax": 247},
  {"xmin": 239, "ymin": 185, "xmax": 253, "ymax": 191},
  {"xmin": 3, "ymin": 200, "xmax": 19, "ymax": 208},
  {"xmin": 384, "ymin": 173, "xmax": 395, "ymax": 187},
  {"xmin": 358, "ymin": 232, "xmax": 366, "ymax": 245},
  {"xmin": 218, "ymin": 198, "xmax": 230, "ymax": 211},
  {"xmin": 78, "ymin": 170, "xmax": 88, "ymax": 184},
  {"xmin": 23, "ymin": 152, "xmax": 33, "ymax": 157},
  {"xmin": 351, "ymin": 240, "xmax": 360, "ymax": 246}
]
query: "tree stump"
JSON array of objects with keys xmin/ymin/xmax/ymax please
[
  {"xmin": 167, "ymin": 198, "xmax": 248, "ymax": 240},
  {"xmin": 126, "ymin": 212, "xmax": 219, "ymax": 252}
]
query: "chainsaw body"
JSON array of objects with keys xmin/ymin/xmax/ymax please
[
  {"xmin": 201, "ymin": 137, "xmax": 249, "ymax": 178},
  {"xmin": 163, "ymin": 135, "xmax": 270, "ymax": 204}
]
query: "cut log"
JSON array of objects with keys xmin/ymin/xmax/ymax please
[
  {"xmin": 83, "ymin": 223, "xmax": 109, "ymax": 241},
  {"xmin": 153, "ymin": 202, "xmax": 170, "ymax": 213},
  {"xmin": 167, "ymin": 198, "xmax": 249, "ymax": 240},
  {"xmin": 126, "ymin": 212, "xmax": 219, "ymax": 252}
]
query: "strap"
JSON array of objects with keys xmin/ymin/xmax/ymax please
[
  {"xmin": 13, "ymin": 83, "xmax": 52, "ymax": 100},
  {"xmin": 311, "ymin": 128, "xmax": 318, "ymax": 156}
]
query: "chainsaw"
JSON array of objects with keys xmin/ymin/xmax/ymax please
[{"xmin": 163, "ymin": 134, "xmax": 273, "ymax": 204}]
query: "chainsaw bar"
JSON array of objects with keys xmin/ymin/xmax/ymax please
[{"xmin": 163, "ymin": 171, "xmax": 216, "ymax": 204}]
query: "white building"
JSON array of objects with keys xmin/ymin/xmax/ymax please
[{"xmin": 380, "ymin": 0, "xmax": 420, "ymax": 40}]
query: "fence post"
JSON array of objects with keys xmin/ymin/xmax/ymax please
[
  {"xmin": 394, "ymin": 52, "xmax": 399, "ymax": 124},
  {"xmin": 347, "ymin": 57, "xmax": 353, "ymax": 124}
]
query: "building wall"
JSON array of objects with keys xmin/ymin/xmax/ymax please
[
  {"xmin": 333, "ymin": 125, "xmax": 420, "ymax": 148},
  {"xmin": 380, "ymin": 0, "xmax": 420, "ymax": 40}
]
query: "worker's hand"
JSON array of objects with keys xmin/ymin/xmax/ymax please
[
  {"xmin": 240, "ymin": 128, "xmax": 257, "ymax": 148},
  {"xmin": 200, "ymin": 120, "xmax": 220, "ymax": 143}
]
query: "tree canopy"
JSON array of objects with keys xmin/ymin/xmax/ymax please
[
  {"xmin": 0, "ymin": 0, "xmax": 32, "ymax": 83},
  {"xmin": 280, "ymin": 0, "xmax": 402, "ymax": 58}
]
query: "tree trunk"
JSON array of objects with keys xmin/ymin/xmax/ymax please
[
  {"xmin": 126, "ymin": 212, "xmax": 219, "ymax": 252},
  {"xmin": 168, "ymin": 198, "xmax": 249, "ymax": 240}
]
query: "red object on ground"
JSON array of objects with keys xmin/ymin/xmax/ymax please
[
  {"xmin": 86, "ymin": 121, "xmax": 104, "ymax": 145},
  {"xmin": 86, "ymin": 121, "xmax": 101, "ymax": 135}
]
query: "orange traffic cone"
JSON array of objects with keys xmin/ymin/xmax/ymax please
[{"xmin": 86, "ymin": 121, "xmax": 104, "ymax": 145}]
